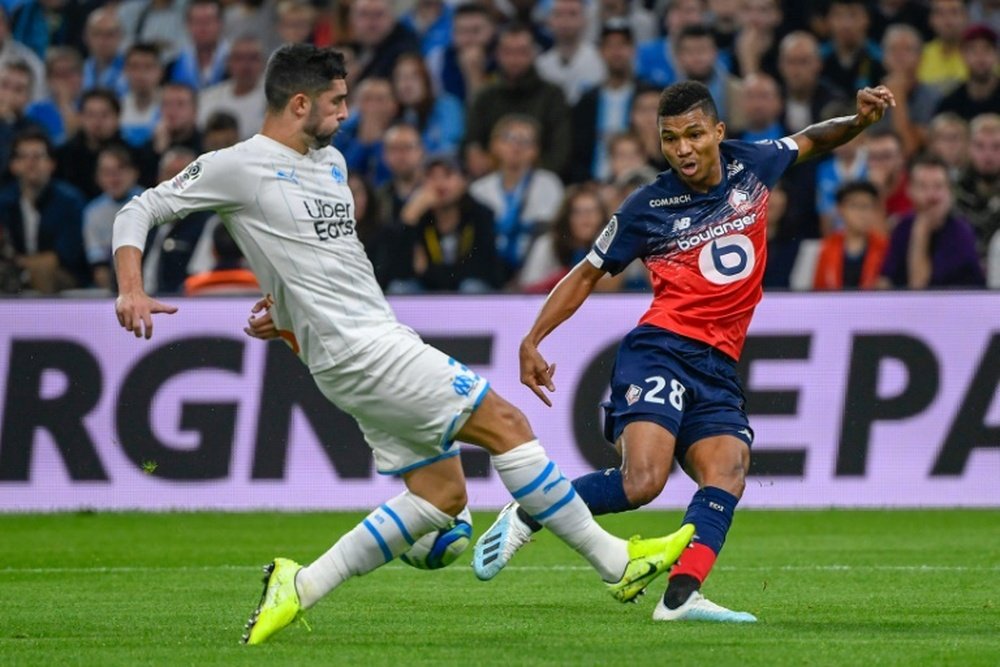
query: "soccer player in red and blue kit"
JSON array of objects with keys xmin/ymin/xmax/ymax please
[{"xmin": 473, "ymin": 80, "xmax": 895, "ymax": 622}]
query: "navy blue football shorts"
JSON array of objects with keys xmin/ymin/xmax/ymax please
[{"xmin": 603, "ymin": 324, "xmax": 754, "ymax": 463}]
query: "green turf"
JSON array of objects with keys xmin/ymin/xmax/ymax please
[{"xmin": 0, "ymin": 510, "xmax": 997, "ymax": 666}]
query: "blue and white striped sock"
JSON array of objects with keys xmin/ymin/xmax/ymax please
[
  {"xmin": 296, "ymin": 491, "xmax": 451, "ymax": 608},
  {"xmin": 492, "ymin": 440, "xmax": 627, "ymax": 582}
]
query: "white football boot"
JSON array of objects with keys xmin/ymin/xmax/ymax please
[
  {"xmin": 472, "ymin": 501, "xmax": 534, "ymax": 580},
  {"xmin": 653, "ymin": 591, "xmax": 758, "ymax": 622}
]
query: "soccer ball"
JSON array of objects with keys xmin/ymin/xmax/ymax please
[{"xmin": 400, "ymin": 507, "xmax": 473, "ymax": 570}]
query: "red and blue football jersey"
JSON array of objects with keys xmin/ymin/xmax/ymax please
[{"xmin": 587, "ymin": 138, "xmax": 799, "ymax": 360}]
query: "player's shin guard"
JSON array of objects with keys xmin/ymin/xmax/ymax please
[
  {"xmin": 492, "ymin": 440, "xmax": 628, "ymax": 582},
  {"xmin": 666, "ymin": 486, "xmax": 739, "ymax": 606},
  {"xmin": 295, "ymin": 491, "xmax": 452, "ymax": 608}
]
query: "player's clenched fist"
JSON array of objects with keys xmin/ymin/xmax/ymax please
[
  {"xmin": 856, "ymin": 85, "xmax": 896, "ymax": 126},
  {"xmin": 519, "ymin": 339, "xmax": 557, "ymax": 407}
]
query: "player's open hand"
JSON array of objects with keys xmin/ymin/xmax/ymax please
[
  {"xmin": 856, "ymin": 85, "xmax": 895, "ymax": 126},
  {"xmin": 244, "ymin": 296, "xmax": 279, "ymax": 340},
  {"xmin": 519, "ymin": 339, "xmax": 557, "ymax": 407},
  {"xmin": 115, "ymin": 291, "xmax": 177, "ymax": 339}
]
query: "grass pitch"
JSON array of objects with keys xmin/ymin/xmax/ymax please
[{"xmin": 0, "ymin": 510, "xmax": 997, "ymax": 666}]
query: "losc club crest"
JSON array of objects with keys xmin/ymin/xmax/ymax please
[
  {"xmin": 331, "ymin": 164, "xmax": 346, "ymax": 184},
  {"xmin": 625, "ymin": 384, "xmax": 643, "ymax": 406},
  {"xmin": 728, "ymin": 188, "xmax": 750, "ymax": 211}
]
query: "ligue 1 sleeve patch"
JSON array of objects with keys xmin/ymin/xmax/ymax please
[
  {"xmin": 596, "ymin": 215, "xmax": 618, "ymax": 253},
  {"xmin": 171, "ymin": 160, "xmax": 203, "ymax": 191}
]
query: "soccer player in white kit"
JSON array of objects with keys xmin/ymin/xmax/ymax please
[{"xmin": 112, "ymin": 44, "xmax": 694, "ymax": 645}]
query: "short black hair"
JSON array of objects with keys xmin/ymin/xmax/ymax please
[
  {"xmin": 828, "ymin": 0, "xmax": 869, "ymax": 15},
  {"xmin": 909, "ymin": 152, "xmax": 950, "ymax": 177},
  {"xmin": 454, "ymin": 2, "xmax": 490, "ymax": 19},
  {"xmin": 11, "ymin": 127, "xmax": 54, "ymax": 160},
  {"xmin": 835, "ymin": 180, "xmax": 878, "ymax": 204},
  {"xmin": 205, "ymin": 110, "xmax": 239, "ymax": 134},
  {"xmin": 125, "ymin": 42, "xmax": 161, "ymax": 62},
  {"xmin": 657, "ymin": 81, "xmax": 719, "ymax": 122},
  {"xmin": 264, "ymin": 44, "xmax": 347, "ymax": 112},
  {"xmin": 675, "ymin": 24, "xmax": 716, "ymax": 49},
  {"xmin": 80, "ymin": 88, "xmax": 121, "ymax": 115},
  {"xmin": 97, "ymin": 143, "xmax": 136, "ymax": 170}
]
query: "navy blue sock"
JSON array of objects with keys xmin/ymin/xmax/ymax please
[
  {"xmin": 681, "ymin": 486, "xmax": 739, "ymax": 554},
  {"xmin": 517, "ymin": 468, "xmax": 634, "ymax": 532}
]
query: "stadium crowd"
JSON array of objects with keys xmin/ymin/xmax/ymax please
[{"xmin": 0, "ymin": 0, "xmax": 997, "ymax": 295}]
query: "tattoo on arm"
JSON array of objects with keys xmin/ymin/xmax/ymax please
[{"xmin": 793, "ymin": 115, "xmax": 865, "ymax": 163}]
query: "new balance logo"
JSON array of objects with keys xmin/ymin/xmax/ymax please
[
  {"xmin": 672, "ymin": 217, "xmax": 692, "ymax": 232},
  {"xmin": 709, "ymin": 502, "xmax": 725, "ymax": 512}
]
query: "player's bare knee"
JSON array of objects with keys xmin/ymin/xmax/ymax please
[
  {"xmin": 424, "ymin": 481, "xmax": 467, "ymax": 517},
  {"xmin": 623, "ymin": 468, "xmax": 667, "ymax": 507},
  {"xmin": 703, "ymin": 460, "xmax": 747, "ymax": 498}
]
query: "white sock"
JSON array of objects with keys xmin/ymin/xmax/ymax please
[
  {"xmin": 295, "ymin": 491, "xmax": 452, "ymax": 608},
  {"xmin": 492, "ymin": 440, "xmax": 628, "ymax": 582}
]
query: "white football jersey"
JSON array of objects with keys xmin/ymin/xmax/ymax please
[{"xmin": 113, "ymin": 134, "xmax": 399, "ymax": 372}]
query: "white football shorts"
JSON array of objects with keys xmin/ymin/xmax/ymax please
[{"xmin": 311, "ymin": 325, "xmax": 490, "ymax": 475}]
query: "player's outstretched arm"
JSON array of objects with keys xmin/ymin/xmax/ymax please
[
  {"xmin": 113, "ymin": 246, "xmax": 177, "ymax": 339},
  {"xmin": 520, "ymin": 259, "xmax": 606, "ymax": 406},
  {"xmin": 790, "ymin": 85, "xmax": 896, "ymax": 165}
]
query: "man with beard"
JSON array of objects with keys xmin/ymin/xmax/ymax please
[
  {"xmin": 936, "ymin": 24, "xmax": 1000, "ymax": 121},
  {"xmin": 110, "ymin": 42, "xmax": 698, "ymax": 646}
]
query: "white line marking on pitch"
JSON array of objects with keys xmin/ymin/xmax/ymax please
[{"xmin": 0, "ymin": 564, "xmax": 996, "ymax": 575}]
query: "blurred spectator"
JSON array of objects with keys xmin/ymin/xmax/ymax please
[
  {"xmin": 869, "ymin": 0, "xmax": 931, "ymax": 43},
  {"xmin": 629, "ymin": 85, "xmax": 669, "ymax": 171},
  {"xmin": 730, "ymin": 0, "xmax": 783, "ymax": 79},
  {"xmin": 118, "ymin": 0, "xmax": 188, "ymax": 63},
  {"xmin": 56, "ymin": 88, "xmax": 156, "ymax": 199},
  {"xmin": 202, "ymin": 110, "xmax": 240, "ymax": 151},
  {"xmin": 778, "ymin": 31, "xmax": 844, "ymax": 133},
  {"xmin": 25, "ymin": 46, "xmax": 82, "ymax": 146},
  {"xmin": 537, "ymin": 0, "xmax": 606, "ymax": 106},
  {"xmin": 0, "ymin": 222, "xmax": 20, "ymax": 292},
  {"xmin": 391, "ymin": 154, "xmax": 500, "ymax": 293},
  {"xmin": 169, "ymin": 0, "xmax": 229, "ymax": 91},
  {"xmin": 935, "ymin": 24, "xmax": 1000, "ymax": 122},
  {"xmin": 350, "ymin": 0, "xmax": 420, "ymax": 85},
  {"xmin": 335, "ymin": 76, "xmax": 397, "ymax": 186},
  {"xmin": 819, "ymin": 0, "xmax": 885, "ymax": 98},
  {"xmin": 375, "ymin": 123, "xmax": 424, "ymax": 227},
  {"xmin": 9, "ymin": 0, "xmax": 88, "ymax": 60},
  {"xmin": 919, "ymin": 0, "xmax": 970, "ymax": 93},
  {"xmin": 675, "ymin": 25, "xmax": 744, "ymax": 131},
  {"xmin": 81, "ymin": 8, "xmax": 126, "ymax": 95},
  {"xmin": 816, "ymin": 102, "xmax": 869, "ymax": 234},
  {"xmin": 142, "ymin": 146, "xmax": 212, "ymax": 294},
  {"xmin": 878, "ymin": 24, "xmax": 941, "ymax": 158},
  {"xmin": 224, "ymin": 0, "xmax": 279, "ymax": 48},
  {"xmin": 970, "ymin": 0, "xmax": 1000, "ymax": 32},
  {"xmin": 492, "ymin": 0, "xmax": 554, "ymax": 49},
  {"xmin": 519, "ymin": 184, "xmax": 625, "ymax": 293},
  {"xmin": 0, "ymin": 128, "xmax": 87, "ymax": 291},
  {"xmin": 865, "ymin": 129, "xmax": 912, "ymax": 218},
  {"xmin": 735, "ymin": 72, "xmax": 785, "ymax": 142},
  {"xmin": 120, "ymin": 43, "xmax": 163, "ymax": 148},
  {"xmin": 927, "ymin": 111, "xmax": 970, "ymax": 178},
  {"xmin": 605, "ymin": 131, "xmax": 648, "ymax": 185},
  {"xmin": 348, "ymin": 171, "xmax": 395, "ymax": 287},
  {"xmin": 182, "ymin": 223, "xmax": 259, "ymax": 296},
  {"xmin": 469, "ymin": 114, "xmax": 564, "ymax": 280},
  {"xmin": 197, "ymin": 34, "xmax": 265, "ymax": 141},
  {"xmin": 464, "ymin": 23, "xmax": 571, "ymax": 178},
  {"xmin": 813, "ymin": 181, "xmax": 889, "ymax": 290},
  {"xmin": 634, "ymin": 0, "xmax": 706, "ymax": 87},
  {"xmin": 569, "ymin": 19, "xmax": 635, "ymax": 183},
  {"xmin": 391, "ymin": 52, "xmax": 463, "ymax": 156},
  {"xmin": 401, "ymin": 0, "xmax": 452, "ymax": 56},
  {"xmin": 82, "ymin": 144, "xmax": 142, "ymax": 289},
  {"xmin": 584, "ymin": 0, "xmax": 657, "ymax": 45},
  {"xmin": 954, "ymin": 113, "xmax": 1000, "ymax": 259},
  {"xmin": 271, "ymin": 0, "xmax": 316, "ymax": 54},
  {"xmin": 879, "ymin": 155, "xmax": 985, "ymax": 289},
  {"xmin": 600, "ymin": 164, "xmax": 657, "ymax": 223},
  {"xmin": 0, "ymin": 60, "xmax": 40, "ymax": 177},
  {"xmin": 152, "ymin": 83, "xmax": 202, "ymax": 156},
  {"xmin": 707, "ymin": 0, "xmax": 740, "ymax": 52},
  {"xmin": 426, "ymin": 2, "xmax": 496, "ymax": 104},
  {"xmin": 0, "ymin": 9, "xmax": 44, "ymax": 100}
]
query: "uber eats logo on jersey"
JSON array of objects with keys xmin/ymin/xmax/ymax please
[{"xmin": 303, "ymin": 198, "xmax": 356, "ymax": 241}]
